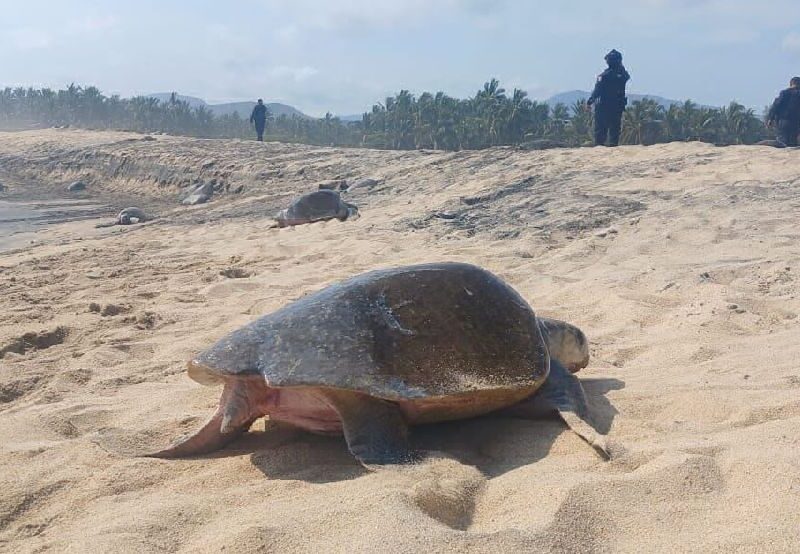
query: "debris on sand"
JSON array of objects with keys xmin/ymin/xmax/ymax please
[{"xmin": 181, "ymin": 181, "xmax": 214, "ymax": 205}]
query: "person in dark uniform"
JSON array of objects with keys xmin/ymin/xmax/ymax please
[
  {"xmin": 767, "ymin": 77, "xmax": 800, "ymax": 147},
  {"xmin": 250, "ymin": 98, "xmax": 268, "ymax": 141},
  {"xmin": 587, "ymin": 49, "xmax": 630, "ymax": 146}
]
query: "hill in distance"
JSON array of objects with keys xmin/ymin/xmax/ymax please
[
  {"xmin": 144, "ymin": 89, "xmax": 716, "ymax": 124},
  {"xmin": 145, "ymin": 93, "xmax": 311, "ymax": 119},
  {"xmin": 545, "ymin": 90, "xmax": 716, "ymax": 110},
  {"xmin": 336, "ymin": 90, "xmax": 714, "ymax": 122}
]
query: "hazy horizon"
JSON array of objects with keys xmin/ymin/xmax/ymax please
[{"xmin": 2, "ymin": 1, "xmax": 799, "ymax": 117}]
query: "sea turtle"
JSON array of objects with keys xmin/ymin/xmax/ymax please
[
  {"xmin": 518, "ymin": 139, "xmax": 570, "ymax": 151},
  {"xmin": 317, "ymin": 179, "xmax": 348, "ymax": 191},
  {"xmin": 116, "ymin": 206, "xmax": 149, "ymax": 225},
  {"xmin": 67, "ymin": 180, "xmax": 87, "ymax": 192},
  {"xmin": 95, "ymin": 207, "xmax": 150, "ymax": 228},
  {"xmin": 148, "ymin": 262, "xmax": 608, "ymax": 465},
  {"xmin": 755, "ymin": 139, "xmax": 786, "ymax": 148},
  {"xmin": 275, "ymin": 189, "xmax": 359, "ymax": 228}
]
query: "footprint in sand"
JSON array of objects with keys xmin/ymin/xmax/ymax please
[
  {"xmin": 405, "ymin": 456, "xmax": 486, "ymax": 531},
  {"xmin": 203, "ymin": 280, "xmax": 262, "ymax": 299}
]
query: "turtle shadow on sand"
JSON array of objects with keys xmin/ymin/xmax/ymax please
[
  {"xmin": 96, "ymin": 378, "xmax": 623, "ymax": 485},
  {"xmin": 245, "ymin": 377, "xmax": 623, "ymax": 483}
]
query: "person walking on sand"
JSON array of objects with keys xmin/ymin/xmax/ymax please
[
  {"xmin": 587, "ymin": 49, "xmax": 630, "ymax": 147},
  {"xmin": 767, "ymin": 77, "xmax": 800, "ymax": 147},
  {"xmin": 250, "ymin": 98, "xmax": 268, "ymax": 142}
]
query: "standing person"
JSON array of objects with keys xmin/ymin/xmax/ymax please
[
  {"xmin": 250, "ymin": 98, "xmax": 268, "ymax": 142},
  {"xmin": 587, "ymin": 49, "xmax": 630, "ymax": 147},
  {"xmin": 767, "ymin": 77, "xmax": 800, "ymax": 147}
]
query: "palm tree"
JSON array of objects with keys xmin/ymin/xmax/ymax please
[
  {"xmin": 568, "ymin": 100, "xmax": 592, "ymax": 145},
  {"xmin": 622, "ymin": 99, "xmax": 664, "ymax": 145}
]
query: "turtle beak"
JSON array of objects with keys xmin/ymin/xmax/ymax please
[
  {"xmin": 565, "ymin": 359, "xmax": 588, "ymax": 373},
  {"xmin": 187, "ymin": 359, "xmax": 226, "ymax": 385}
]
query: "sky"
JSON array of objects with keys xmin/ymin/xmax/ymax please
[{"xmin": 1, "ymin": 0, "xmax": 799, "ymax": 116}]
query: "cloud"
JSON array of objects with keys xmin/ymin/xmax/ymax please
[
  {"xmin": 8, "ymin": 27, "xmax": 51, "ymax": 50},
  {"xmin": 708, "ymin": 28, "xmax": 760, "ymax": 45},
  {"xmin": 74, "ymin": 15, "xmax": 118, "ymax": 32},
  {"xmin": 263, "ymin": 0, "xmax": 507, "ymax": 33},
  {"xmin": 6, "ymin": 15, "xmax": 116, "ymax": 52},
  {"xmin": 275, "ymin": 25, "xmax": 299, "ymax": 43},
  {"xmin": 293, "ymin": 1, "xmax": 435, "ymax": 31},
  {"xmin": 454, "ymin": 0, "xmax": 507, "ymax": 15},
  {"xmin": 783, "ymin": 32, "xmax": 800, "ymax": 53},
  {"xmin": 269, "ymin": 65, "xmax": 319, "ymax": 82}
]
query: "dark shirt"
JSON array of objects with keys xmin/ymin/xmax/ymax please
[
  {"xmin": 589, "ymin": 65, "xmax": 631, "ymax": 111},
  {"xmin": 250, "ymin": 103, "xmax": 267, "ymax": 123},
  {"xmin": 768, "ymin": 87, "xmax": 800, "ymax": 124}
]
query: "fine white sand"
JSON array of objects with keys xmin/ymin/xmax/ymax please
[{"xmin": 1, "ymin": 129, "xmax": 799, "ymax": 552}]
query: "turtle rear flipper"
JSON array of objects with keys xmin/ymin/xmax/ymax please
[
  {"xmin": 146, "ymin": 380, "xmax": 265, "ymax": 458},
  {"xmin": 321, "ymin": 389, "xmax": 416, "ymax": 467},
  {"xmin": 508, "ymin": 360, "xmax": 610, "ymax": 460}
]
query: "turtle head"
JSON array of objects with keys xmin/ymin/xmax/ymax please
[
  {"xmin": 188, "ymin": 326, "xmax": 266, "ymax": 385},
  {"xmin": 274, "ymin": 208, "xmax": 289, "ymax": 228},
  {"xmin": 345, "ymin": 203, "xmax": 360, "ymax": 220},
  {"xmin": 537, "ymin": 317, "xmax": 590, "ymax": 373}
]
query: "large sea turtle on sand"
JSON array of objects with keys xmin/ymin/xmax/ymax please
[
  {"xmin": 148, "ymin": 262, "xmax": 608, "ymax": 465},
  {"xmin": 275, "ymin": 189, "xmax": 358, "ymax": 228}
]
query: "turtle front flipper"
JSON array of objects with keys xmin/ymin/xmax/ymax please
[
  {"xmin": 509, "ymin": 359, "xmax": 610, "ymax": 460},
  {"xmin": 320, "ymin": 389, "xmax": 416, "ymax": 467}
]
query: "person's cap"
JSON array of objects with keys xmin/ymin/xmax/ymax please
[
  {"xmin": 257, "ymin": 98, "xmax": 263, "ymax": 102},
  {"xmin": 604, "ymin": 49, "xmax": 623, "ymax": 62},
  {"xmin": 791, "ymin": 77, "xmax": 800, "ymax": 86}
]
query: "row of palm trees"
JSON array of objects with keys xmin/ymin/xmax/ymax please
[
  {"xmin": 0, "ymin": 87, "xmax": 222, "ymax": 136},
  {"xmin": 358, "ymin": 79, "xmax": 770, "ymax": 148},
  {"xmin": 0, "ymin": 81, "xmax": 772, "ymax": 149}
]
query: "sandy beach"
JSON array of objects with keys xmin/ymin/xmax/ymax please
[{"xmin": 1, "ymin": 129, "xmax": 799, "ymax": 552}]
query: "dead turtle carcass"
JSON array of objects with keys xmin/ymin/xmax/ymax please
[
  {"xmin": 149, "ymin": 262, "xmax": 607, "ymax": 465},
  {"xmin": 275, "ymin": 189, "xmax": 358, "ymax": 227}
]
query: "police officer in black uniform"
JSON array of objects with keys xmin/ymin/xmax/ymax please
[
  {"xmin": 767, "ymin": 77, "xmax": 800, "ymax": 147},
  {"xmin": 587, "ymin": 49, "xmax": 630, "ymax": 147},
  {"xmin": 249, "ymin": 98, "xmax": 268, "ymax": 142}
]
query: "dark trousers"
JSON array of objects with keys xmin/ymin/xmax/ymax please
[
  {"xmin": 254, "ymin": 120, "xmax": 266, "ymax": 141},
  {"xmin": 776, "ymin": 120, "xmax": 799, "ymax": 147},
  {"xmin": 594, "ymin": 108, "xmax": 623, "ymax": 146}
]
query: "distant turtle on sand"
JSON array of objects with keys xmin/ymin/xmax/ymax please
[
  {"xmin": 67, "ymin": 180, "xmax": 87, "ymax": 192},
  {"xmin": 756, "ymin": 140, "xmax": 786, "ymax": 148},
  {"xmin": 317, "ymin": 179, "xmax": 348, "ymax": 191},
  {"xmin": 95, "ymin": 207, "xmax": 150, "ymax": 228},
  {"xmin": 146, "ymin": 262, "xmax": 608, "ymax": 466},
  {"xmin": 275, "ymin": 189, "xmax": 359, "ymax": 228},
  {"xmin": 518, "ymin": 139, "xmax": 570, "ymax": 151}
]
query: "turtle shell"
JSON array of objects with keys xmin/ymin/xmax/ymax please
[
  {"xmin": 279, "ymin": 189, "xmax": 351, "ymax": 225},
  {"xmin": 189, "ymin": 262, "xmax": 549, "ymax": 401}
]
